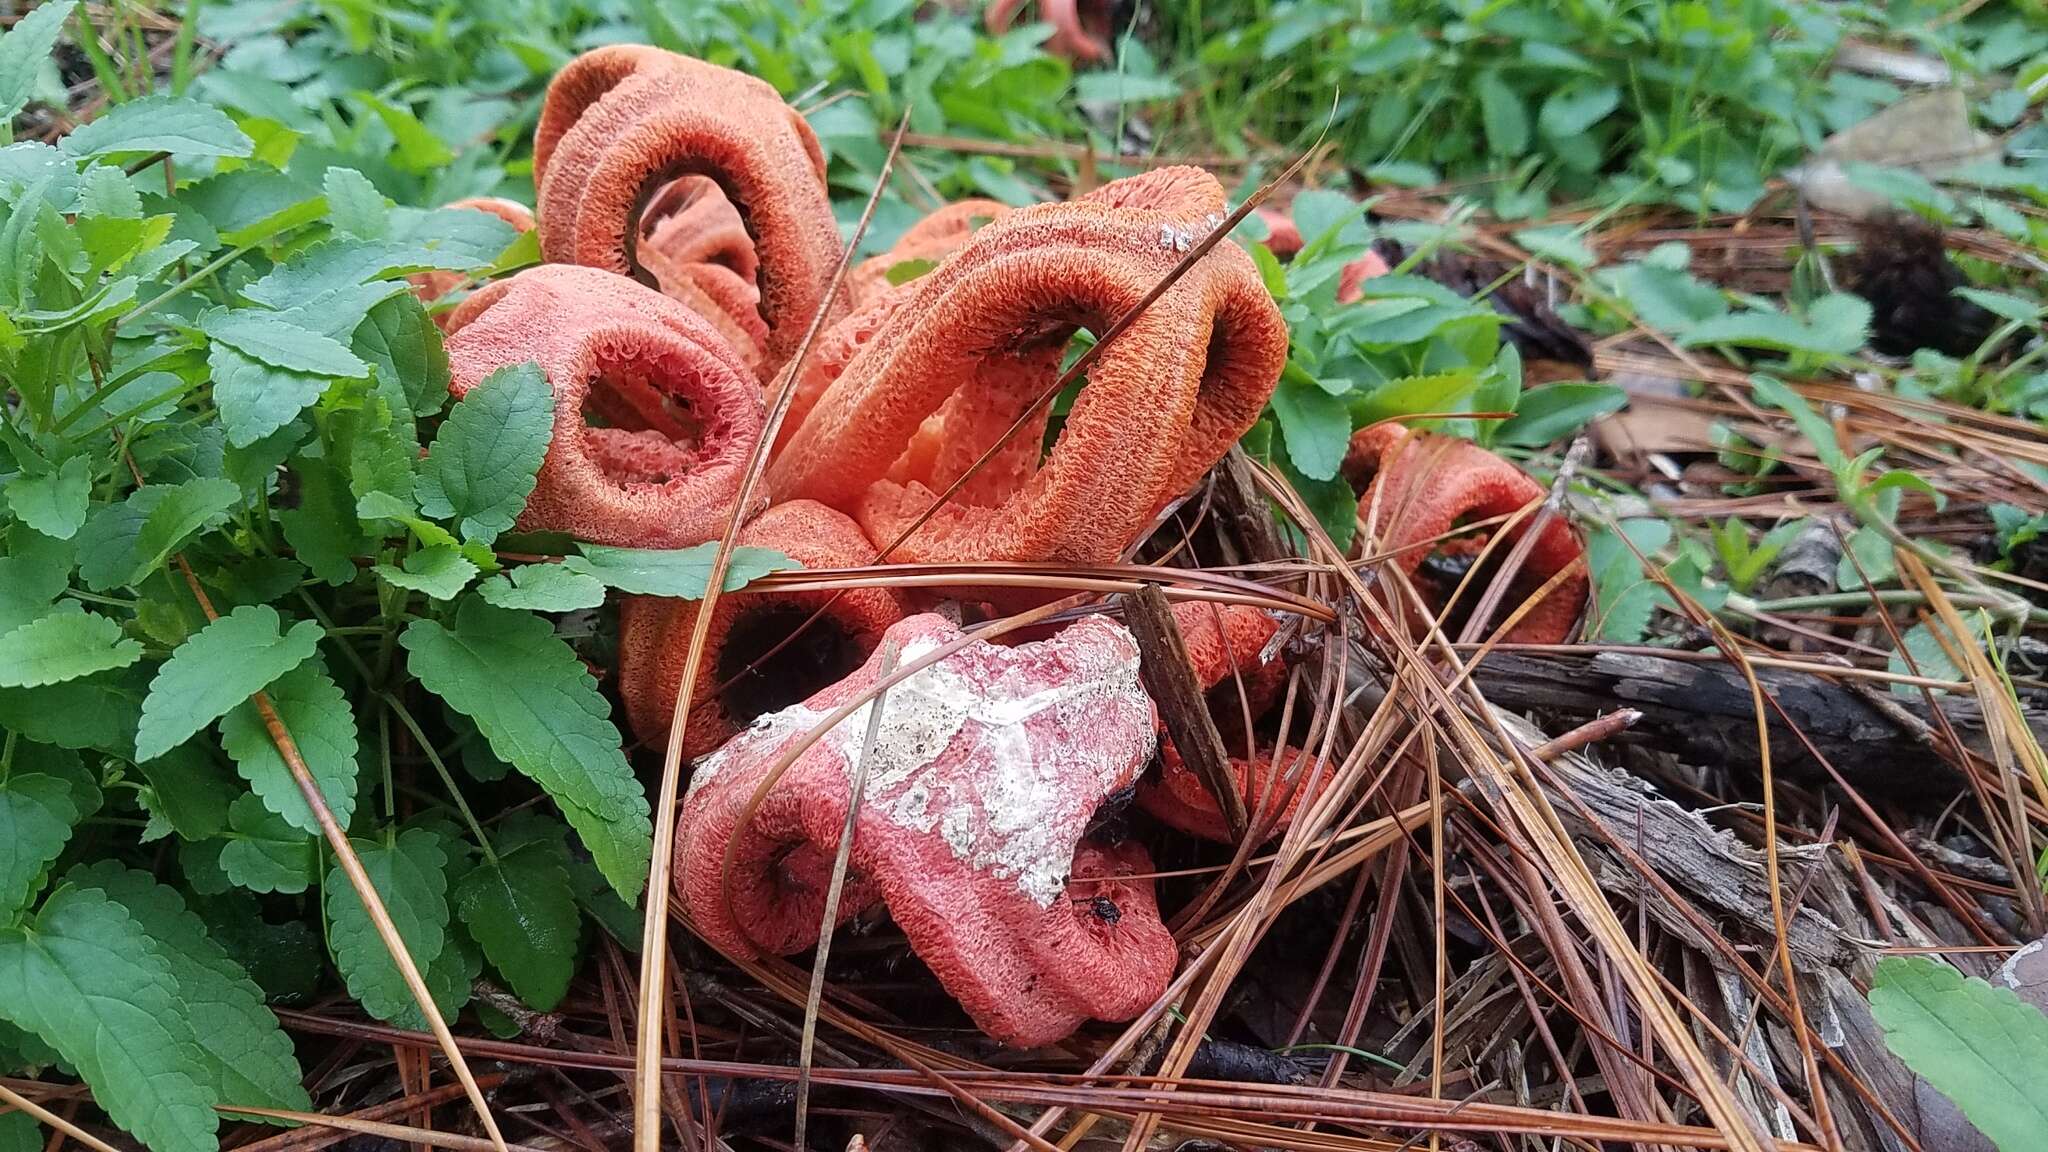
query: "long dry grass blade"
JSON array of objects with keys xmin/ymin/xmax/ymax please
[{"xmin": 792, "ymin": 643, "xmax": 899, "ymax": 1151}]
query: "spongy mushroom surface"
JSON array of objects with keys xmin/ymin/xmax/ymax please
[
  {"xmin": 1345, "ymin": 424, "xmax": 1589, "ymax": 645},
  {"xmin": 766, "ymin": 167, "xmax": 1288, "ymax": 581},
  {"xmin": 442, "ymin": 263, "xmax": 765, "ymax": 549},
  {"xmin": 532, "ymin": 46, "xmax": 844, "ymax": 378},
  {"xmin": 673, "ymin": 612, "xmax": 1177, "ymax": 1048}
]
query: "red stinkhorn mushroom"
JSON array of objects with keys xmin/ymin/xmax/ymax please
[
  {"xmin": 616, "ymin": 499, "xmax": 909, "ymax": 760},
  {"xmin": 1345, "ymin": 424, "xmax": 1588, "ymax": 645},
  {"xmin": 634, "ymin": 175, "xmax": 768, "ymax": 359},
  {"xmin": 674, "ymin": 612, "xmax": 1176, "ymax": 1047},
  {"xmin": 1137, "ymin": 602, "xmax": 1323, "ymax": 843},
  {"xmin": 985, "ymin": 0, "xmax": 1116, "ymax": 64},
  {"xmin": 442, "ymin": 264, "xmax": 765, "ymax": 548},
  {"xmin": 409, "ymin": 197, "xmax": 536, "ymax": 324},
  {"xmin": 533, "ymin": 47, "xmax": 844, "ymax": 376},
  {"xmin": 766, "ymin": 168, "xmax": 1287, "ymax": 586}
]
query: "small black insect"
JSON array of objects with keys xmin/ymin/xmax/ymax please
[{"xmin": 1074, "ymin": 895, "xmax": 1122, "ymax": 925}]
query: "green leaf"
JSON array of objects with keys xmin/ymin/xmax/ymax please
[
  {"xmin": 0, "ymin": 769, "xmax": 93, "ymax": 920},
  {"xmin": 1513, "ymin": 226, "xmax": 1596, "ymax": 269},
  {"xmin": 219, "ymin": 658, "xmax": 358, "ymax": 836},
  {"xmin": 131, "ymin": 740, "xmax": 231, "ymax": 841},
  {"xmin": 60, "ymin": 95, "xmax": 254, "ymax": 160},
  {"xmin": 1073, "ymin": 72, "xmax": 1181, "ymax": 104},
  {"xmin": 216, "ymin": 794, "xmax": 314, "ymax": 894},
  {"xmin": 478, "ymin": 563, "xmax": 608, "ymax": 612},
  {"xmin": 64, "ymin": 862, "xmax": 311, "ymax": 1116},
  {"xmin": 414, "ymin": 362, "xmax": 552, "ymax": 545},
  {"xmin": 323, "ymin": 167, "xmax": 389, "ymax": 241},
  {"xmin": 0, "ymin": 608, "xmax": 142, "ymax": 687},
  {"xmin": 0, "ymin": 2, "xmax": 76, "ymax": 123},
  {"xmin": 202, "ymin": 309, "xmax": 368, "ymax": 378},
  {"xmin": 0, "ymin": 887, "xmax": 220, "ymax": 1152},
  {"xmin": 5, "ymin": 455, "xmax": 91, "ymax": 540},
  {"xmin": 0, "ymin": 1110, "xmax": 37, "ymax": 1152},
  {"xmin": 1599, "ymin": 248, "xmax": 1728, "ymax": 334},
  {"xmin": 325, "ymin": 828, "xmax": 450, "ymax": 1028},
  {"xmin": 135, "ymin": 603, "xmax": 322, "ymax": 762},
  {"xmin": 75, "ymin": 478, "xmax": 242, "ymax": 592},
  {"xmin": 0, "ymin": 528, "xmax": 72, "ymax": 633},
  {"xmin": 455, "ymin": 838, "xmax": 580, "ymax": 1010},
  {"xmin": 563, "ymin": 543, "xmax": 800, "ymax": 599},
  {"xmin": 1538, "ymin": 82, "xmax": 1619, "ymax": 139},
  {"xmin": 1495, "ymin": 383, "xmax": 1627, "ymax": 447},
  {"xmin": 1476, "ymin": 68, "xmax": 1529, "ymax": 156},
  {"xmin": 1585, "ymin": 518, "xmax": 1672, "ymax": 644},
  {"xmin": 0, "ymin": 665, "xmax": 147, "ymax": 757},
  {"xmin": 1268, "ymin": 373, "xmax": 1350, "ymax": 481},
  {"xmin": 280, "ymin": 450, "xmax": 369, "ymax": 586},
  {"xmin": 375, "ymin": 545, "xmax": 479, "ymax": 600},
  {"xmin": 1953, "ymin": 287, "xmax": 2042, "ymax": 325},
  {"xmin": 209, "ymin": 343, "xmax": 333, "ymax": 450},
  {"xmin": 353, "ymin": 294, "xmax": 448, "ymax": 416},
  {"xmin": 1679, "ymin": 296, "xmax": 1870, "ymax": 357},
  {"xmin": 1749, "ymin": 374, "xmax": 1845, "ymax": 470},
  {"xmin": 401, "ymin": 600, "xmax": 650, "ymax": 901},
  {"xmin": 357, "ymin": 93, "xmax": 456, "ymax": 170},
  {"xmin": 1870, "ymin": 955, "xmax": 2048, "ymax": 1152}
]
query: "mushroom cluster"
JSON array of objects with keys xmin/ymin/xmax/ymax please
[{"xmin": 421, "ymin": 44, "xmax": 1585, "ymax": 1048}]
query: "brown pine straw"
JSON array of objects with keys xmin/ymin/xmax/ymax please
[{"xmin": 261, "ymin": 1015, "xmax": 1835, "ymax": 1150}]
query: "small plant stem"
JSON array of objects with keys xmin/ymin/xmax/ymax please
[
  {"xmin": 380, "ymin": 690, "xmax": 496, "ymax": 861},
  {"xmin": 119, "ymin": 242, "xmax": 257, "ymax": 329}
]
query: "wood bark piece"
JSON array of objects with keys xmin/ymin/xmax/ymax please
[
  {"xmin": 1467, "ymin": 649, "xmax": 2045, "ymax": 791},
  {"xmin": 1123, "ymin": 582, "xmax": 1248, "ymax": 841}
]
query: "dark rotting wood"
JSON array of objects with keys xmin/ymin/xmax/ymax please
[{"xmin": 1124, "ymin": 581, "xmax": 1250, "ymax": 842}]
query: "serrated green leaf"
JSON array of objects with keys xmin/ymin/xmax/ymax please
[
  {"xmin": 219, "ymin": 658, "xmax": 358, "ymax": 835},
  {"xmin": 353, "ymin": 293, "xmax": 447, "ymax": 416},
  {"xmin": 279, "ymin": 450, "xmax": 369, "ymax": 587},
  {"xmin": 61, "ymin": 95, "xmax": 253, "ymax": 160},
  {"xmin": 375, "ymin": 545, "xmax": 478, "ymax": 600},
  {"xmin": 1585, "ymin": 518, "xmax": 1672, "ymax": 643},
  {"xmin": 456, "ymin": 838, "xmax": 580, "ymax": 1010},
  {"xmin": 0, "ymin": 773, "xmax": 88, "ymax": 920},
  {"xmin": 216, "ymin": 794, "xmax": 314, "ymax": 894},
  {"xmin": 562, "ymin": 543, "xmax": 800, "ymax": 599},
  {"xmin": 178, "ymin": 168, "xmax": 324, "ymax": 249},
  {"xmin": 1870, "ymin": 956, "xmax": 2048, "ymax": 1152},
  {"xmin": 0, "ymin": 2, "xmax": 76, "ymax": 123},
  {"xmin": 74, "ymin": 478, "xmax": 241, "ymax": 592},
  {"xmin": 5, "ymin": 455, "xmax": 91, "ymax": 539},
  {"xmin": 0, "ymin": 608, "xmax": 142, "ymax": 687},
  {"xmin": 400, "ymin": 599, "xmax": 650, "ymax": 900},
  {"xmin": 209, "ymin": 342, "xmax": 333, "ymax": 449},
  {"xmin": 64, "ymin": 862, "xmax": 311, "ymax": 1116},
  {"xmin": 323, "ymin": 167, "xmax": 389, "ymax": 241},
  {"xmin": 1268, "ymin": 373, "xmax": 1350, "ymax": 481},
  {"xmin": 477, "ymin": 563, "xmax": 607, "ymax": 612},
  {"xmin": 0, "ymin": 665, "xmax": 147, "ymax": 757},
  {"xmin": 135, "ymin": 603, "xmax": 322, "ymax": 762},
  {"xmin": 202, "ymin": 309, "xmax": 368, "ymax": 378},
  {"xmin": 131, "ymin": 739, "xmax": 231, "ymax": 841},
  {"xmin": 0, "ymin": 888, "xmax": 220, "ymax": 1152},
  {"xmin": 0, "ymin": 528, "xmax": 72, "ymax": 633},
  {"xmin": 414, "ymin": 362, "xmax": 551, "ymax": 545},
  {"xmin": 325, "ymin": 828, "xmax": 451, "ymax": 1027}
]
